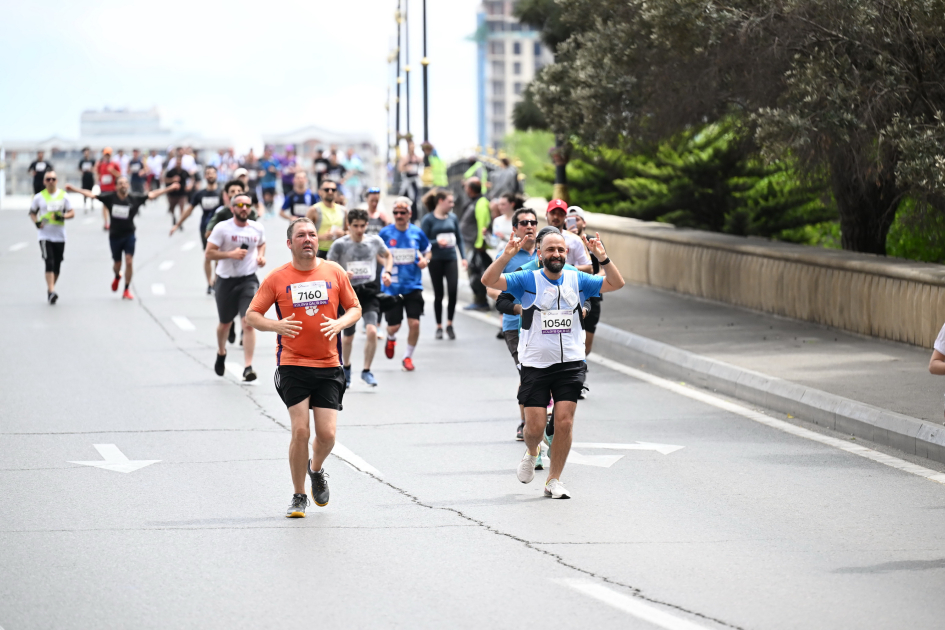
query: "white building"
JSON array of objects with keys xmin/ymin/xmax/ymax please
[{"xmin": 477, "ymin": 1, "xmax": 554, "ymax": 150}]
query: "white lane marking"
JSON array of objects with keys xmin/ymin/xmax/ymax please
[
  {"xmin": 332, "ymin": 443, "xmax": 383, "ymax": 478},
  {"xmin": 8, "ymin": 242, "xmax": 27, "ymax": 252},
  {"xmin": 69, "ymin": 444, "xmax": 161, "ymax": 474},
  {"xmin": 225, "ymin": 361, "xmax": 257, "ymax": 385},
  {"xmin": 574, "ymin": 442, "xmax": 685, "ymax": 455},
  {"xmin": 171, "ymin": 316, "xmax": 195, "ymax": 331},
  {"xmin": 586, "ymin": 354, "xmax": 945, "ymax": 485},
  {"xmin": 151, "ymin": 283, "xmax": 166, "ymax": 296},
  {"xmin": 567, "ymin": 451, "xmax": 625, "ymax": 468},
  {"xmin": 181, "ymin": 241, "xmax": 196, "ymax": 251},
  {"xmin": 559, "ymin": 579, "xmax": 710, "ymax": 630},
  {"xmin": 459, "ymin": 302, "xmax": 945, "ymax": 485},
  {"xmin": 159, "ymin": 260, "xmax": 174, "ymax": 271}
]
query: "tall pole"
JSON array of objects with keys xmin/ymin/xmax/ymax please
[
  {"xmin": 422, "ymin": 0, "xmax": 429, "ymax": 142},
  {"xmin": 395, "ymin": 1, "xmax": 403, "ymax": 160},
  {"xmin": 405, "ymin": 0, "xmax": 412, "ymax": 139}
]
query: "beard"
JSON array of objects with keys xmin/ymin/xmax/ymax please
[{"xmin": 544, "ymin": 257, "xmax": 565, "ymax": 273}]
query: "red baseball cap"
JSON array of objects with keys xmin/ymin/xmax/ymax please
[{"xmin": 546, "ymin": 199, "xmax": 568, "ymax": 214}]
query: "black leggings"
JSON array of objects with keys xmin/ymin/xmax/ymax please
[{"xmin": 428, "ymin": 258, "xmax": 458, "ymax": 325}]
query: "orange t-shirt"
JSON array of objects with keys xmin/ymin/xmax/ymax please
[{"xmin": 249, "ymin": 260, "xmax": 360, "ymax": 367}]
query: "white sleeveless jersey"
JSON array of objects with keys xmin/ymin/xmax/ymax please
[{"xmin": 518, "ymin": 269, "xmax": 586, "ymax": 368}]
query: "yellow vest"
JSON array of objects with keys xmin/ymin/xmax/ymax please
[{"xmin": 315, "ymin": 202, "xmax": 346, "ymax": 251}]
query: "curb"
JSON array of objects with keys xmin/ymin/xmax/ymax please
[{"xmin": 594, "ymin": 322, "xmax": 945, "ymax": 466}]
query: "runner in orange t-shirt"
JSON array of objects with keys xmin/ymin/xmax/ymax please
[{"xmin": 247, "ymin": 216, "xmax": 362, "ymax": 518}]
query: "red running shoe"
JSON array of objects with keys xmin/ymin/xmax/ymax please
[
  {"xmin": 385, "ymin": 338, "xmax": 396, "ymax": 359},
  {"xmin": 122, "ymin": 289, "xmax": 134, "ymax": 300},
  {"xmin": 111, "ymin": 275, "xmax": 121, "ymax": 292},
  {"xmin": 402, "ymin": 357, "xmax": 414, "ymax": 372}
]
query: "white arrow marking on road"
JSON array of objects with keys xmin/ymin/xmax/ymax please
[
  {"xmin": 69, "ymin": 444, "xmax": 160, "ymax": 474},
  {"xmin": 332, "ymin": 443, "xmax": 383, "ymax": 478},
  {"xmin": 181, "ymin": 241, "xmax": 196, "ymax": 251},
  {"xmin": 171, "ymin": 316, "xmax": 195, "ymax": 331},
  {"xmin": 566, "ymin": 451, "xmax": 625, "ymax": 468},
  {"xmin": 559, "ymin": 579, "xmax": 710, "ymax": 630},
  {"xmin": 151, "ymin": 283, "xmax": 166, "ymax": 296},
  {"xmin": 8, "ymin": 242, "xmax": 27, "ymax": 252},
  {"xmin": 573, "ymin": 442, "xmax": 685, "ymax": 455},
  {"xmin": 158, "ymin": 260, "xmax": 174, "ymax": 271}
]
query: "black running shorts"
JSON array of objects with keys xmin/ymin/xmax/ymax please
[
  {"xmin": 584, "ymin": 297, "xmax": 602, "ymax": 333},
  {"xmin": 214, "ymin": 274, "xmax": 259, "ymax": 324},
  {"xmin": 518, "ymin": 360, "xmax": 587, "ymax": 408},
  {"xmin": 384, "ymin": 289, "xmax": 424, "ymax": 326},
  {"xmin": 343, "ymin": 282, "xmax": 382, "ymax": 337},
  {"xmin": 39, "ymin": 240, "xmax": 65, "ymax": 273},
  {"xmin": 274, "ymin": 365, "xmax": 346, "ymax": 410}
]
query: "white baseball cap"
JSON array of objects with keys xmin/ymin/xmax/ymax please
[{"xmin": 566, "ymin": 205, "xmax": 586, "ymax": 220}]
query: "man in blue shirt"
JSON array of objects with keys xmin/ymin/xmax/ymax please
[
  {"xmin": 380, "ymin": 197, "xmax": 431, "ymax": 372},
  {"xmin": 482, "ymin": 227, "xmax": 626, "ymax": 500},
  {"xmin": 259, "ymin": 146, "xmax": 279, "ymax": 217},
  {"xmin": 489, "ymin": 208, "xmax": 539, "ymax": 441},
  {"xmin": 280, "ymin": 172, "xmax": 320, "ymax": 221}
]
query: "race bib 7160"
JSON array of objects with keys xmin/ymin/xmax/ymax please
[{"xmin": 290, "ymin": 281, "xmax": 329, "ymax": 308}]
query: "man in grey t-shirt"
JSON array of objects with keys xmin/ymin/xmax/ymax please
[{"xmin": 327, "ymin": 208, "xmax": 395, "ymax": 388}]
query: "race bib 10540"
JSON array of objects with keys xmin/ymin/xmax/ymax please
[{"xmin": 540, "ymin": 309, "xmax": 573, "ymax": 335}]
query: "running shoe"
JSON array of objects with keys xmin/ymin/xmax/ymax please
[
  {"xmin": 214, "ymin": 352, "xmax": 226, "ymax": 376},
  {"xmin": 243, "ymin": 366, "xmax": 257, "ymax": 382},
  {"xmin": 496, "ymin": 329, "xmax": 504, "ymax": 339},
  {"xmin": 385, "ymin": 338, "xmax": 396, "ymax": 359},
  {"xmin": 286, "ymin": 493, "xmax": 309, "ymax": 518},
  {"xmin": 516, "ymin": 422, "xmax": 524, "ymax": 441},
  {"xmin": 361, "ymin": 370, "xmax": 378, "ymax": 387},
  {"xmin": 435, "ymin": 328, "xmax": 443, "ymax": 340},
  {"xmin": 48, "ymin": 291, "xmax": 58, "ymax": 305},
  {"xmin": 462, "ymin": 302, "xmax": 489, "ymax": 312},
  {"xmin": 122, "ymin": 289, "xmax": 134, "ymax": 300},
  {"xmin": 206, "ymin": 285, "xmax": 213, "ymax": 295},
  {"xmin": 343, "ymin": 366, "xmax": 352, "ymax": 388},
  {"xmin": 228, "ymin": 325, "xmax": 236, "ymax": 344},
  {"xmin": 402, "ymin": 357, "xmax": 415, "ymax": 372},
  {"xmin": 544, "ymin": 478, "xmax": 571, "ymax": 499},
  {"xmin": 537, "ymin": 441, "xmax": 548, "ymax": 470},
  {"xmin": 446, "ymin": 325, "xmax": 455, "ymax": 340},
  {"xmin": 517, "ymin": 450, "xmax": 537, "ymax": 483},
  {"xmin": 308, "ymin": 462, "xmax": 330, "ymax": 506},
  {"xmin": 111, "ymin": 275, "xmax": 121, "ymax": 292}
]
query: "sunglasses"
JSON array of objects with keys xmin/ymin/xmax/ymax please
[
  {"xmin": 516, "ymin": 220, "xmax": 538, "ymax": 226},
  {"xmin": 322, "ymin": 187, "xmax": 337, "ymax": 192},
  {"xmin": 367, "ymin": 187, "xmax": 381, "ymax": 194},
  {"xmin": 233, "ymin": 202, "xmax": 252, "ymax": 209},
  {"xmin": 45, "ymin": 177, "xmax": 57, "ymax": 182},
  {"xmin": 392, "ymin": 209, "xmax": 410, "ymax": 215}
]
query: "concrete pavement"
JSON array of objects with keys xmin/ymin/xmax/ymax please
[{"xmin": 3, "ymin": 196, "xmax": 945, "ymax": 629}]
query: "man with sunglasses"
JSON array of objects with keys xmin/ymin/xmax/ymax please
[
  {"xmin": 29, "ymin": 171, "xmax": 74, "ymax": 304},
  {"xmin": 307, "ymin": 181, "xmax": 346, "ymax": 260},
  {"xmin": 380, "ymin": 197, "xmax": 431, "ymax": 371},
  {"xmin": 206, "ymin": 194, "xmax": 267, "ymax": 381},
  {"xmin": 66, "ymin": 177, "xmax": 179, "ymax": 300}
]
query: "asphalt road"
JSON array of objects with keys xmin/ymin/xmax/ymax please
[{"xmin": 2, "ymin": 196, "xmax": 945, "ymax": 630}]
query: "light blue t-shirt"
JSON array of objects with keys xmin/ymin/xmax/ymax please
[
  {"xmin": 500, "ymin": 249, "xmax": 538, "ymax": 331},
  {"xmin": 379, "ymin": 223, "xmax": 431, "ymax": 294}
]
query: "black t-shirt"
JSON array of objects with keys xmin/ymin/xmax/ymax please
[
  {"xmin": 29, "ymin": 160, "xmax": 52, "ymax": 189},
  {"xmin": 313, "ymin": 158, "xmax": 331, "ymax": 185},
  {"xmin": 283, "ymin": 190, "xmax": 320, "ymax": 217},
  {"xmin": 164, "ymin": 167, "xmax": 190, "ymax": 195},
  {"xmin": 98, "ymin": 192, "xmax": 148, "ymax": 238},
  {"xmin": 79, "ymin": 159, "xmax": 95, "ymax": 176},
  {"xmin": 326, "ymin": 163, "xmax": 346, "ymax": 183},
  {"xmin": 128, "ymin": 159, "xmax": 145, "ymax": 182},
  {"xmin": 191, "ymin": 188, "xmax": 224, "ymax": 219}
]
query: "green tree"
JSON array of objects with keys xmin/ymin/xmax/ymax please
[
  {"xmin": 527, "ymin": 0, "xmax": 945, "ymax": 255},
  {"xmin": 503, "ymin": 130, "xmax": 555, "ymax": 199}
]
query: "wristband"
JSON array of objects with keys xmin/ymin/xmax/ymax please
[
  {"xmin": 600, "ymin": 257, "xmax": 611, "ymax": 266},
  {"xmin": 35, "ymin": 221, "xmax": 42, "ymax": 229}
]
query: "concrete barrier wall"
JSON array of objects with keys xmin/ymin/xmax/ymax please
[{"xmin": 581, "ymin": 212, "xmax": 945, "ymax": 348}]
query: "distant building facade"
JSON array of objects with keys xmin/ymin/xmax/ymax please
[{"xmin": 477, "ymin": 1, "xmax": 554, "ymax": 150}]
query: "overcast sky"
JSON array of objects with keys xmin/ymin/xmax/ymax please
[{"xmin": 0, "ymin": 0, "xmax": 482, "ymax": 159}]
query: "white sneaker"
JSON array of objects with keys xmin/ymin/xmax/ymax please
[
  {"xmin": 516, "ymin": 450, "xmax": 537, "ymax": 483},
  {"xmin": 544, "ymin": 478, "xmax": 570, "ymax": 499}
]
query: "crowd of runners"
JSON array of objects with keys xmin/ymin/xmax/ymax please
[{"xmin": 24, "ymin": 142, "xmax": 626, "ymax": 511}]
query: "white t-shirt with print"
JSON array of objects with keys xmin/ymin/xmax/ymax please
[
  {"xmin": 492, "ymin": 214, "xmax": 514, "ymax": 245},
  {"xmin": 563, "ymin": 229, "xmax": 592, "ymax": 267},
  {"xmin": 207, "ymin": 218, "xmax": 266, "ymax": 278},
  {"xmin": 29, "ymin": 192, "xmax": 72, "ymax": 242}
]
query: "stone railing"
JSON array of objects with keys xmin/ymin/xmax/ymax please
[{"xmin": 581, "ymin": 212, "xmax": 945, "ymax": 348}]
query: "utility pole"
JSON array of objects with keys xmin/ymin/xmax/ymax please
[
  {"xmin": 404, "ymin": 0, "xmax": 411, "ymax": 140},
  {"xmin": 422, "ymin": 0, "xmax": 429, "ymax": 142},
  {"xmin": 395, "ymin": 1, "xmax": 403, "ymax": 161}
]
